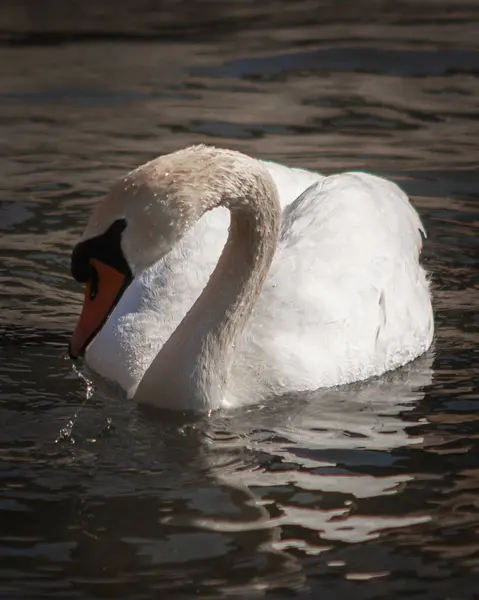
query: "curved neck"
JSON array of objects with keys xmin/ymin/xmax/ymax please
[{"xmin": 134, "ymin": 176, "xmax": 281, "ymax": 411}]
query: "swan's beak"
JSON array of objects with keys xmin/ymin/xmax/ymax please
[{"xmin": 69, "ymin": 258, "xmax": 130, "ymax": 359}]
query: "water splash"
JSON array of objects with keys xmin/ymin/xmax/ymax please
[{"xmin": 55, "ymin": 364, "xmax": 95, "ymax": 444}]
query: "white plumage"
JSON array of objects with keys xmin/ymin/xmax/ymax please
[{"xmin": 81, "ymin": 149, "xmax": 433, "ymax": 410}]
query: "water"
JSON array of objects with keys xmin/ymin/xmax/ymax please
[{"xmin": 1, "ymin": 0, "xmax": 478, "ymax": 597}]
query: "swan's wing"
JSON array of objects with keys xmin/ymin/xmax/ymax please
[{"xmin": 239, "ymin": 172, "xmax": 433, "ymax": 396}]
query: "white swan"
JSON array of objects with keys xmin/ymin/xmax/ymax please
[{"xmin": 69, "ymin": 145, "xmax": 434, "ymax": 411}]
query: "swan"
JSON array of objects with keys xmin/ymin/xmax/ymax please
[{"xmin": 69, "ymin": 145, "xmax": 434, "ymax": 411}]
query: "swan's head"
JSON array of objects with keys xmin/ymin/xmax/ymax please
[{"xmin": 69, "ymin": 145, "xmax": 263, "ymax": 359}]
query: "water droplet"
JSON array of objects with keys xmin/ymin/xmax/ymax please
[
  {"xmin": 55, "ymin": 419, "xmax": 75, "ymax": 444},
  {"xmin": 55, "ymin": 365, "xmax": 95, "ymax": 443}
]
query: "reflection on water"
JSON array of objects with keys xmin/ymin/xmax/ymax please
[
  {"xmin": 1, "ymin": 0, "xmax": 479, "ymax": 598},
  {"xmin": 183, "ymin": 355, "xmax": 435, "ymax": 545},
  {"xmin": 0, "ymin": 349, "xmax": 437, "ymax": 596}
]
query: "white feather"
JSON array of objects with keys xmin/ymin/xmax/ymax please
[{"xmin": 84, "ymin": 159, "xmax": 433, "ymax": 406}]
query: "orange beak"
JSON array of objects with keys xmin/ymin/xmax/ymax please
[{"xmin": 69, "ymin": 258, "xmax": 130, "ymax": 359}]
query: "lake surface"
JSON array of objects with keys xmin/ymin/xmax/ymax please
[{"xmin": 1, "ymin": 1, "xmax": 478, "ymax": 597}]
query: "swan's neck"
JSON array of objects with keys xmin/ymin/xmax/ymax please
[{"xmin": 134, "ymin": 176, "xmax": 281, "ymax": 410}]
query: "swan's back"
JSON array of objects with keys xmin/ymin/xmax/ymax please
[{"xmin": 231, "ymin": 171, "xmax": 433, "ymax": 402}]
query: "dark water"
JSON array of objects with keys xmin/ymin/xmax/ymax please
[{"xmin": 1, "ymin": 1, "xmax": 479, "ymax": 597}]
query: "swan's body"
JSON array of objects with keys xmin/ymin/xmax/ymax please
[{"xmin": 70, "ymin": 146, "xmax": 433, "ymax": 411}]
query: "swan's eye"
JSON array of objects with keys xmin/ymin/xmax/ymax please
[{"xmin": 89, "ymin": 264, "xmax": 99, "ymax": 301}]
